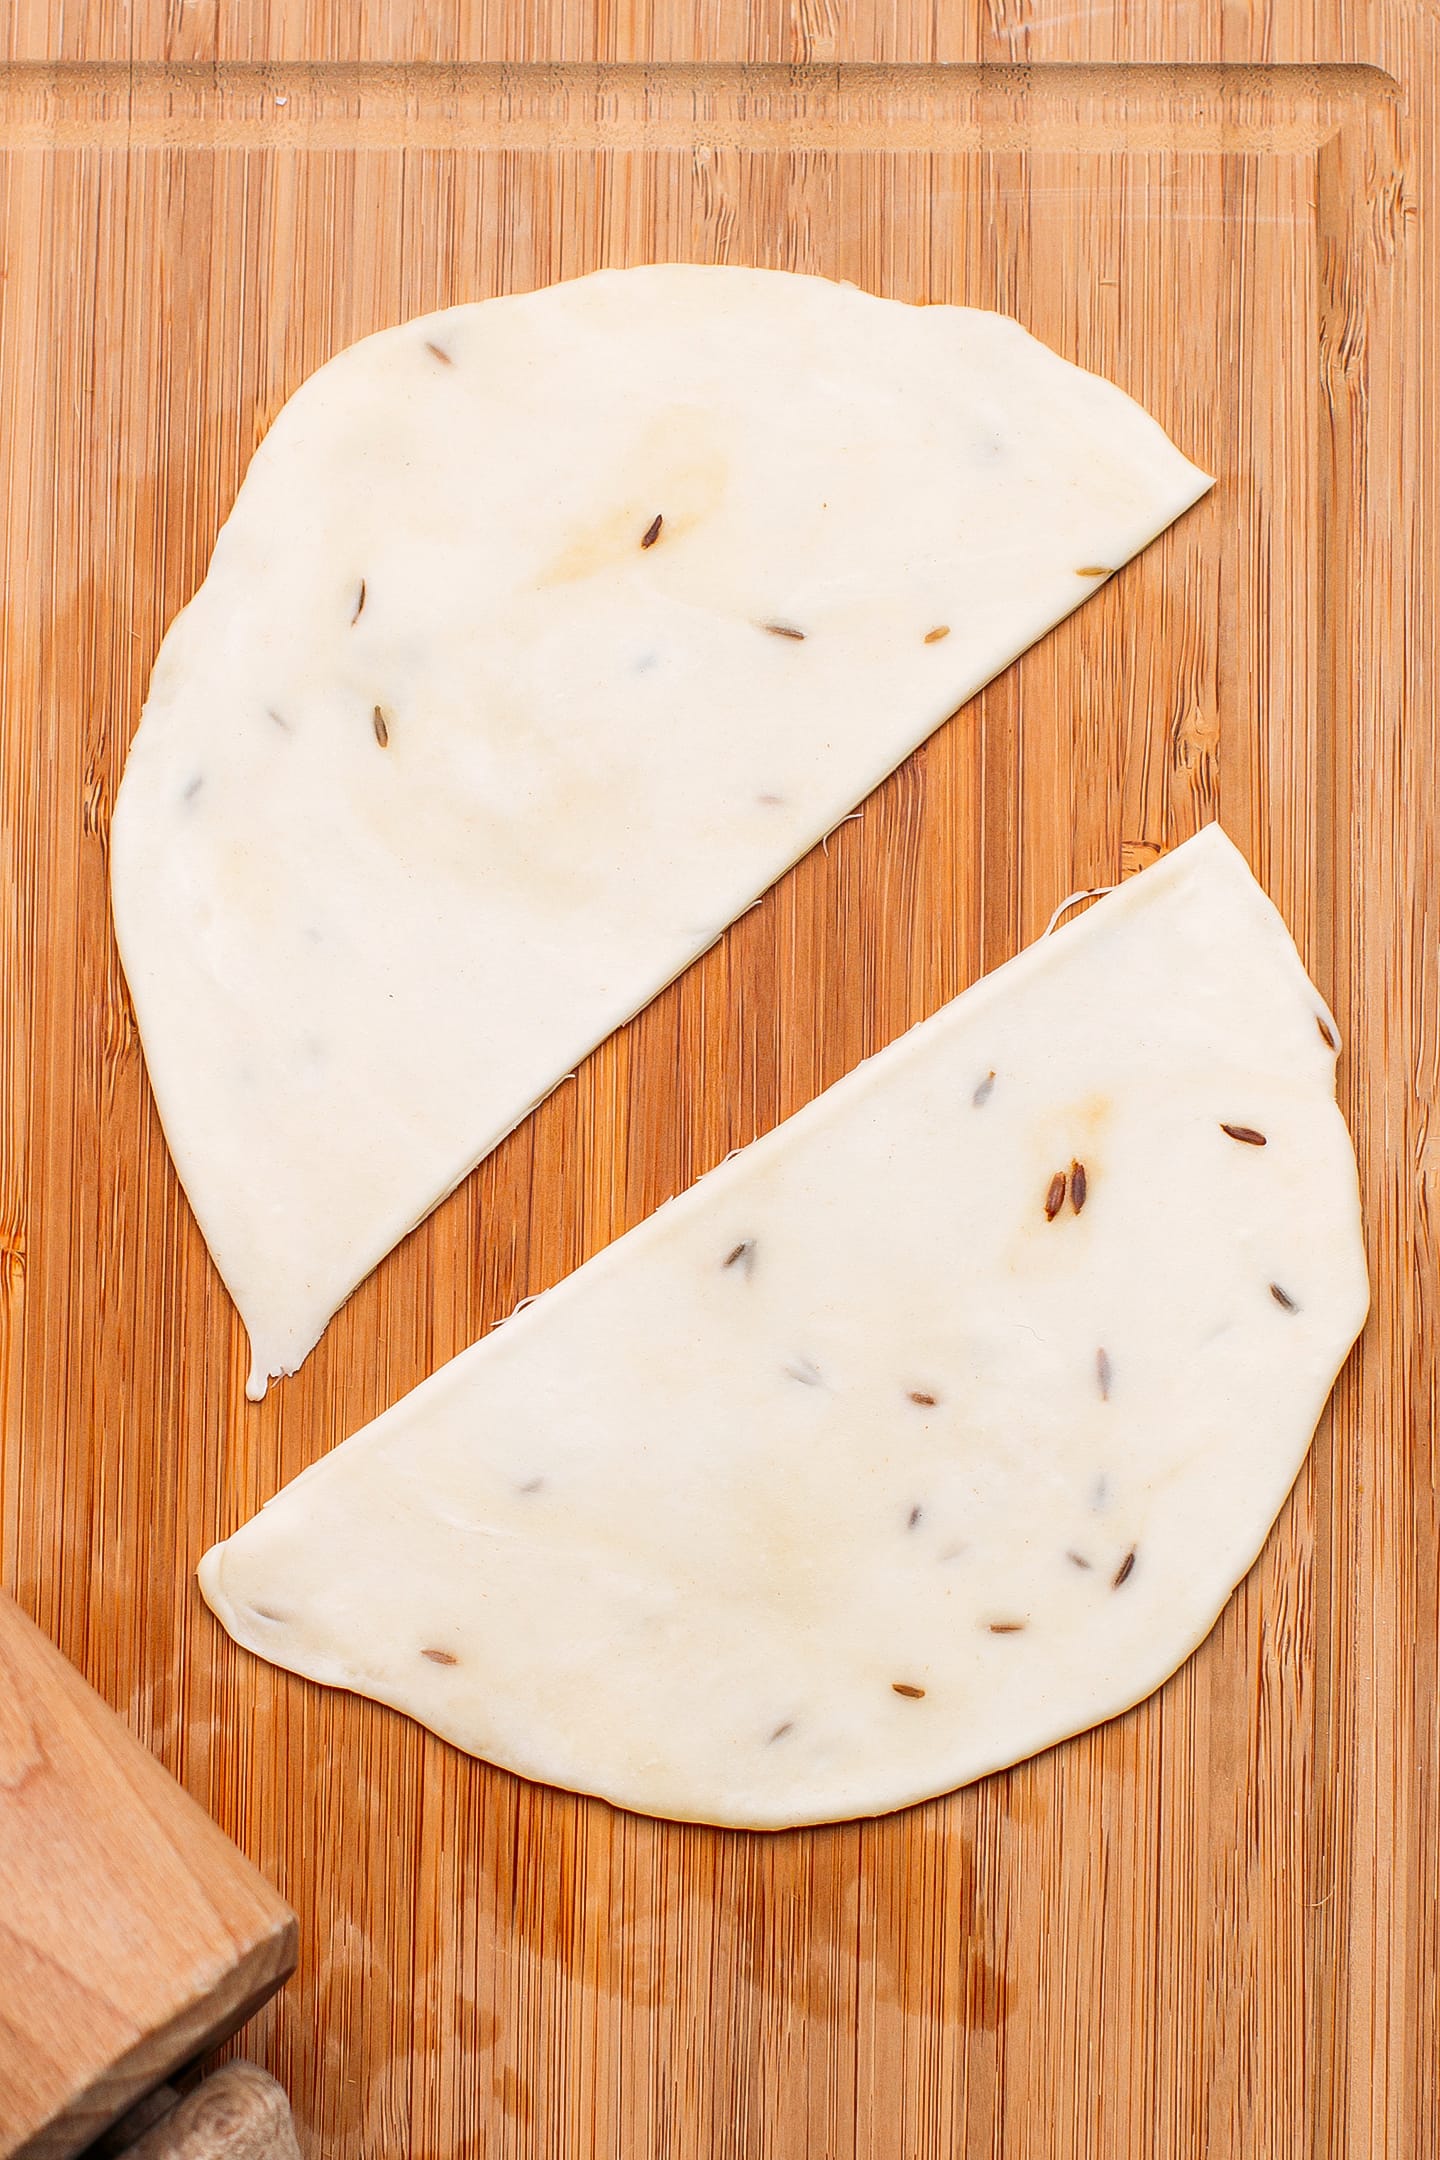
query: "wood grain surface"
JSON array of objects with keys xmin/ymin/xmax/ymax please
[
  {"xmin": 0, "ymin": 1590, "xmax": 295, "ymax": 2160},
  {"xmin": 1, "ymin": 5, "xmax": 1433, "ymax": 2156}
]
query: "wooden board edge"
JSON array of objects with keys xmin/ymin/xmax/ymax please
[{"xmin": 0, "ymin": 1589, "xmax": 297, "ymax": 2160}]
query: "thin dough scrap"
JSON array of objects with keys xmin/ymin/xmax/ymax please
[
  {"xmin": 199, "ymin": 827, "xmax": 1367, "ymax": 1828},
  {"xmin": 111, "ymin": 265, "xmax": 1211, "ymax": 1396}
]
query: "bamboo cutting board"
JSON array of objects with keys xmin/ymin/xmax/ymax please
[{"xmin": 1, "ymin": 5, "xmax": 1434, "ymax": 2156}]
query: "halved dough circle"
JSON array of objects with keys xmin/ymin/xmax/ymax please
[
  {"xmin": 200, "ymin": 828, "xmax": 1367, "ymax": 1828},
  {"xmin": 112, "ymin": 265, "xmax": 1212, "ymax": 1395}
]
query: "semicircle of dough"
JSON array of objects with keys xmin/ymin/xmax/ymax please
[
  {"xmin": 111, "ymin": 265, "xmax": 1212, "ymax": 1397},
  {"xmin": 198, "ymin": 826, "xmax": 1367, "ymax": 1829}
]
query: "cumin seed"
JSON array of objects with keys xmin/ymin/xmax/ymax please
[
  {"xmin": 988, "ymin": 1621, "xmax": 1026, "ymax": 1635},
  {"xmin": 1076, "ymin": 565, "xmax": 1113, "ymax": 577},
  {"xmin": 1270, "ymin": 1282, "xmax": 1299, "ymax": 1311},
  {"xmin": 1044, "ymin": 1170, "xmax": 1067, "ymax": 1221},
  {"xmin": 769, "ymin": 1720, "xmax": 795, "ymax": 1742},
  {"xmin": 907, "ymin": 1505, "xmax": 924, "ymax": 1530},
  {"xmin": 1317, "ymin": 1014, "xmax": 1338, "ymax": 1049},
  {"xmin": 640, "ymin": 513, "xmax": 664, "ymax": 549},
  {"xmin": 372, "ymin": 705, "xmax": 390, "ymax": 748},
  {"xmin": 1221, "ymin": 1123, "xmax": 1267, "ymax": 1146},
  {"xmin": 351, "ymin": 578, "xmax": 366, "ymax": 624},
  {"xmin": 973, "ymin": 1071, "xmax": 996, "ymax": 1107},
  {"xmin": 908, "ymin": 1390, "xmax": 937, "ymax": 1407},
  {"xmin": 425, "ymin": 340, "xmax": 453, "ymax": 365},
  {"xmin": 1096, "ymin": 1347, "xmax": 1112, "ymax": 1401},
  {"xmin": 1070, "ymin": 1160, "xmax": 1088, "ymax": 1214},
  {"xmin": 763, "ymin": 622, "xmax": 806, "ymax": 640},
  {"xmin": 892, "ymin": 1682, "xmax": 926, "ymax": 1699},
  {"xmin": 1066, "ymin": 1551, "xmax": 1093, "ymax": 1570},
  {"xmin": 723, "ymin": 1240, "xmax": 754, "ymax": 1272},
  {"xmin": 1113, "ymin": 1549, "xmax": 1137, "ymax": 1589},
  {"xmin": 422, "ymin": 1647, "xmax": 458, "ymax": 1664},
  {"xmin": 924, "ymin": 625, "xmax": 951, "ymax": 643}
]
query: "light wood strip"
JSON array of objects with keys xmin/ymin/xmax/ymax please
[{"xmin": 0, "ymin": 58, "xmax": 1396, "ymax": 152}]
